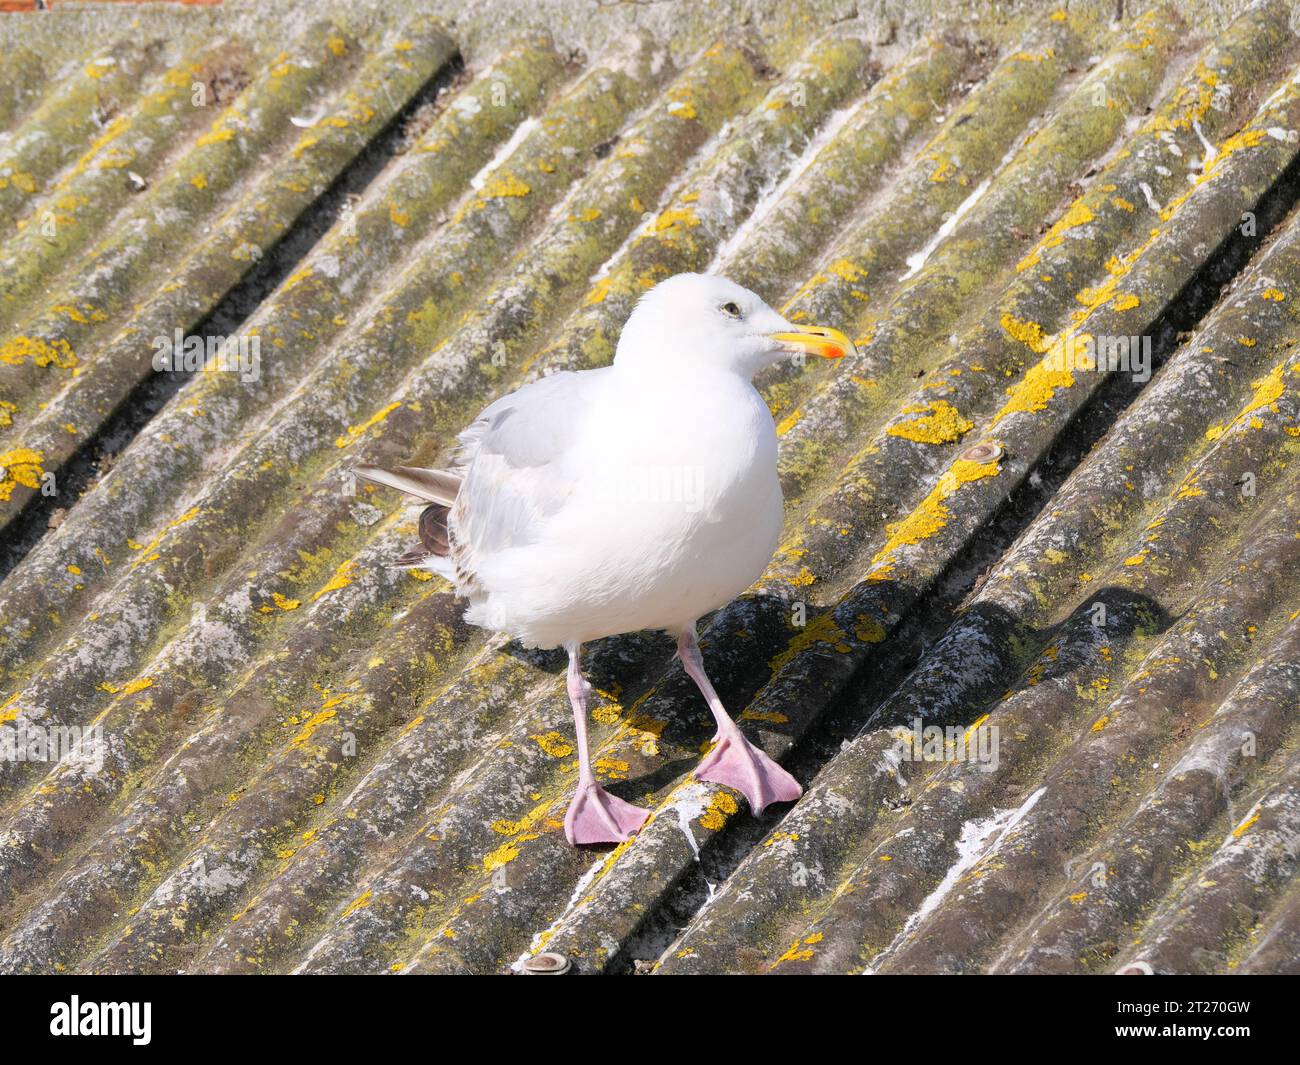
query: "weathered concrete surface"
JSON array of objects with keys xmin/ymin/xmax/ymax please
[{"xmin": 0, "ymin": 0, "xmax": 1298, "ymax": 976}]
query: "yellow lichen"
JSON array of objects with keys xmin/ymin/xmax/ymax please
[
  {"xmin": 1231, "ymin": 810, "xmax": 1259, "ymax": 839},
  {"xmin": 99, "ymin": 675, "xmax": 151, "ymax": 695},
  {"xmin": 999, "ymin": 312, "xmax": 1049, "ymax": 352},
  {"xmin": 928, "ymin": 152, "xmax": 954, "ymax": 183},
  {"xmin": 490, "ymin": 800, "xmax": 553, "ymax": 837},
  {"xmin": 595, "ymin": 757, "xmax": 629, "ymax": 779},
  {"xmin": 531, "ymin": 731, "xmax": 574, "ymax": 758},
  {"xmin": 335, "ymin": 400, "xmax": 401, "ymax": 448},
  {"xmin": 341, "ymin": 890, "xmax": 373, "ymax": 916},
  {"xmin": 740, "ymin": 709, "xmax": 790, "ymax": 724},
  {"xmin": 990, "ymin": 332, "xmax": 1088, "ymax": 426},
  {"xmin": 1202, "ymin": 360, "xmax": 1288, "ymax": 442},
  {"xmin": 479, "ymin": 172, "xmax": 531, "ymax": 199},
  {"xmin": 288, "ymin": 707, "xmax": 338, "ymax": 749},
  {"xmin": 870, "ymin": 458, "xmax": 1002, "ymax": 570},
  {"xmin": 282, "ymin": 265, "xmax": 313, "ymax": 292},
  {"xmin": 698, "ymin": 790, "xmax": 739, "ymax": 831},
  {"xmin": 826, "ymin": 258, "xmax": 866, "ymax": 283},
  {"xmin": 772, "ymin": 932, "xmax": 823, "ymax": 967},
  {"xmin": 789, "ymin": 566, "xmax": 815, "ymax": 587},
  {"xmin": 775, "ymin": 409, "xmax": 802, "ymax": 437},
  {"xmin": 854, "ymin": 615, "xmax": 886, "ymax": 643},
  {"xmin": 310, "ymin": 559, "xmax": 356, "ymax": 601},
  {"xmin": 0, "ymin": 448, "xmax": 46, "ymax": 501},
  {"xmin": 652, "ymin": 205, "xmax": 700, "ymax": 234},
  {"xmin": 196, "ymin": 115, "xmax": 236, "ymax": 147},
  {"xmin": 1017, "ymin": 201, "xmax": 1095, "ymax": 271},
  {"xmin": 886, "ymin": 400, "xmax": 973, "ymax": 445},
  {"xmin": 768, "ymin": 612, "xmax": 851, "ymax": 674},
  {"xmin": 0, "ymin": 335, "xmax": 78, "ymax": 369},
  {"xmin": 483, "ymin": 836, "xmax": 536, "ymax": 870},
  {"xmin": 1158, "ymin": 129, "xmax": 1267, "ymax": 223}
]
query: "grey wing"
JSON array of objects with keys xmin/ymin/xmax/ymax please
[{"xmin": 450, "ymin": 368, "xmax": 610, "ymax": 576}]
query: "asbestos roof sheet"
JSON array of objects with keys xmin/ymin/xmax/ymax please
[{"xmin": 0, "ymin": 0, "xmax": 1297, "ymax": 975}]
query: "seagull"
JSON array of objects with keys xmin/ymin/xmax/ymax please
[{"xmin": 356, "ymin": 273, "xmax": 852, "ymax": 845}]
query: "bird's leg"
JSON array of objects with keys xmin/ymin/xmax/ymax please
[
  {"xmin": 676, "ymin": 628, "xmax": 803, "ymax": 815},
  {"xmin": 562, "ymin": 643, "xmax": 650, "ymax": 846}
]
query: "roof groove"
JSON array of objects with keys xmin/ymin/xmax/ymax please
[
  {"xmin": 662, "ymin": 195, "xmax": 1300, "ymax": 976},
  {"xmin": 655, "ymin": 11, "xmax": 1300, "ymax": 974},
  {"xmin": 0, "ymin": 19, "xmax": 365, "ymax": 429},
  {"xmin": 0, "ymin": 20, "xmax": 459, "ymax": 537},
  {"xmin": 0, "ymin": 41, "xmax": 54, "ymax": 133},
  {"xmin": 874, "ymin": 484, "xmax": 1300, "ymax": 973},
  {"xmin": 1000, "ymin": 614, "xmax": 1300, "ymax": 973},
  {"xmin": 723, "ymin": 35, "xmax": 981, "ymax": 296},
  {"xmin": 768, "ymin": 12, "xmax": 1285, "ymax": 587},
  {"xmin": 0, "ymin": 36, "xmax": 165, "ymax": 230},
  {"xmin": 0, "ymin": 42, "xmax": 254, "ymax": 326}
]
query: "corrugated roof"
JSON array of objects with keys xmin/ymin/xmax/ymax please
[{"xmin": 0, "ymin": 0, "xmax": 1297, "ymax": 975}]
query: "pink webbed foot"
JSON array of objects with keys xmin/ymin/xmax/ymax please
[
  {"xmin": 564, "ymin": 781, "xmax": 651, "ymax": 845},
  {"xmin": 695, "ymin": 728, "xmax": 803, "ymax": 815}
]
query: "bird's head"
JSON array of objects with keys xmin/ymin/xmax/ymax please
[{"xmin": 614, "ymin": 273, "xmax": 854, "ymax": 378}]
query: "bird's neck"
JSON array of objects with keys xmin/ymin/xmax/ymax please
[{"xmin": 612, "ymin": 353, "xmax": 755, "ymax": 393}]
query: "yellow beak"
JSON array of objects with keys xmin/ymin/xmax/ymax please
[{"xmin": 770, "ymin": 324, "xmax": 854, "ymax": 360}]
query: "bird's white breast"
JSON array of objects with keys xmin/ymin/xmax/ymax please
[{"xmin": 471, "ymin": 367, "xmax": 783, "ymax": 647}]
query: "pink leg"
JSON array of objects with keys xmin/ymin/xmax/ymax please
[
  {"xmin": 677, "ymin": 629, "xmax": 803, "ymax": 814},
  {"xmin": 562, "ymin": 643, "xmax": 650, "ymax": 846}
]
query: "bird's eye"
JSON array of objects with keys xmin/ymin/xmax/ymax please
[{"xmin": 721, "ymin": 301, "xmax": 743, "ymax": 318}]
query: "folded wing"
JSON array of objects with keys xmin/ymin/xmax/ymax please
[{"xmin": 353, "ymin": 368, "xmax": 609, "ymax": 588}]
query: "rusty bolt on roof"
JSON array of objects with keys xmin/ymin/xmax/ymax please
[
  {"xmin": 959, "ymin": 441, "xmax": 1004, "ymax": 464},
  {"xmin": 522, "ymin": 952, "xmax": 572, "ymax": 975}
]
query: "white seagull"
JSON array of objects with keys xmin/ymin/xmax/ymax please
[{"xmin": 356, "ymin": 273, "xmax": 852, "ymax": 845}]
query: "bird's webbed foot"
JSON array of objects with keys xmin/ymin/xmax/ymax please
[
  {"xmin": 564, "ymin": 781, "xmax": 651, "ymax": 845},
  {"xmin": 694, "ymin": 726, "xmax": 802, "ymax": 815}
]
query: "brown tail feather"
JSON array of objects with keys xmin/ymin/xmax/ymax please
[
  {"xmin": 394, "ymin": 503, "xmax": 451, "ymax": 567},
  {"xmin": 353, "ymin": 463, "xmax": 460, "ymax": 506},
  {"xmin": 419, "ymin": 503, "xmax": 451, "ymax": 556}
]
